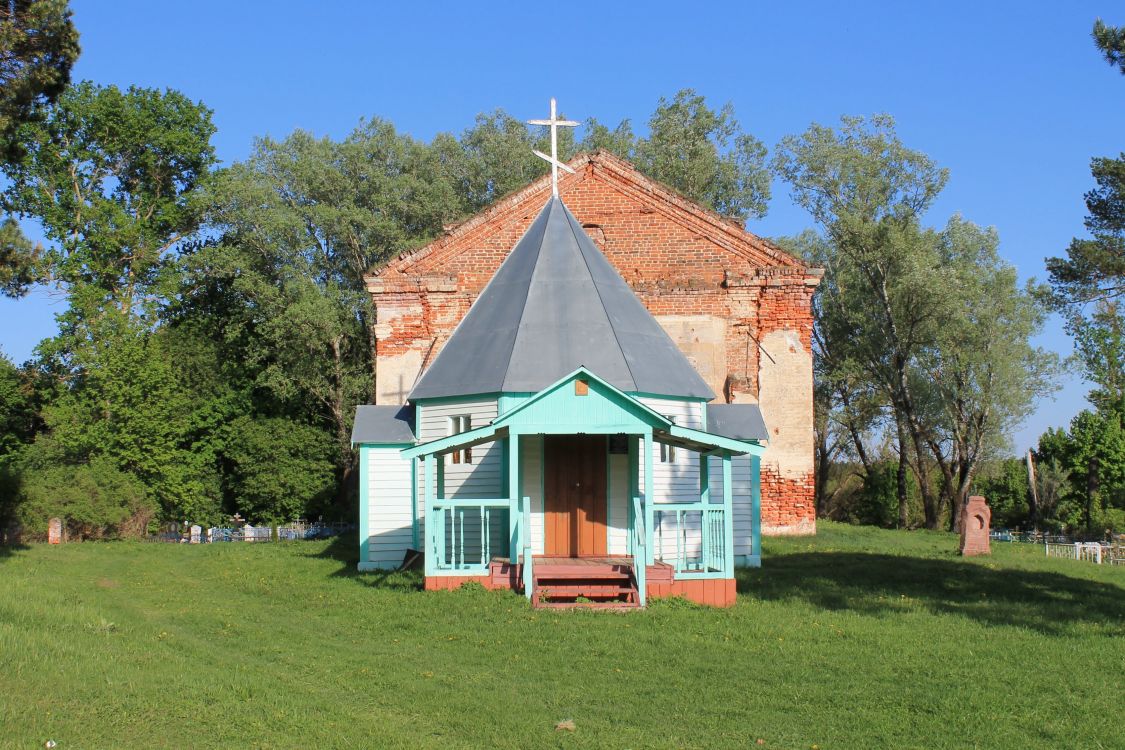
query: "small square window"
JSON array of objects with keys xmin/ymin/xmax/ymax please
[{"xmin": 449, "ymin": 415, "xmax": 472, "ymax": 464}]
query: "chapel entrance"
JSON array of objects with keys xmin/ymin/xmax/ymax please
[{"xmin": 544, "ymin": 434, "xmax": 608, "ymax": 557}]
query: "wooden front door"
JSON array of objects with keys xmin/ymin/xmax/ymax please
[{"xmin": 545, "ymin": 435, "xmax": 608, "ymax": 557}]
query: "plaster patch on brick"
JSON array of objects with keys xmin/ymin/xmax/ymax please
[
  {"xmin": 758, "ymin": 329, "xmax": 813, "ymax": 480},
  {"xmin": 377, "ymin": 350, "xmax": 424, "ymax": 405},
  {"xmin": 654, "ymin": 315, "xmax": 727, "ymax": 399}
]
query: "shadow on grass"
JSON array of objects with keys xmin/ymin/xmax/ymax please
[
  {"xmin": 738, "ymin": 552, "xmax": 1125, "ymax": 636},
  {"xmin": 0, "ymin": 543, "xmax": 29, "ymax": 561},
  {"xmin": 307, "ymin": 531, "xmax": 423, "ymax": 592}
]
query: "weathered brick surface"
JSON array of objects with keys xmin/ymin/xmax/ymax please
[
  {"xmin": 959, "ymin": 496, "xmax": 992, "ymax": 556},
  {"xmin": 367, "ymin": 152, "xmax": 822, "ymax": 534}
]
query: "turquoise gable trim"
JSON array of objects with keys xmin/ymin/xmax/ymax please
[
  {"xmin": 667, "ymin": 425, "xmax": 766, "ymax": 456},
  {"xmin": 401, "ymin": 423, "xmax": 502, "ymax": 459},
  {"xmin": 495, "ymin": 368, "xmax": 671, "ymax": 434},
  {"xmin": 498, "ymin": 393, "xmax": 535, "ymax": 415}
]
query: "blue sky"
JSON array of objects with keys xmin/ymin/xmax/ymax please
[{"xmin": 2, "ymin": 0, "xmax": 1122, "ymax": 452}]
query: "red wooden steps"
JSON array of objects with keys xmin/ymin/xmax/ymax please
[
  {"xmin": 488, "ymin": 556, "xmax": 676, "ymax": 609},
  {"xmin": 532, "ymin": 559, "xmax": 639, "ymax": 609}
]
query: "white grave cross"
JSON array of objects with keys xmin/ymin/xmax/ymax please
[{"xmin": 528, "ymin": 97, "xmax": 579, "ymax": 197}]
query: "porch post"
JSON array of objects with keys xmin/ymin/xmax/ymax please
[
  {"xmin": 410, "ymin": 457, "xmax": 419, "ymax": 551},
  {"xmin": 436, "ymin": 453, "xmax": 445, "ymax": 501},
  {"xmin": 424, "ymin": 453, "xmax": 436, "ymax": 577},
  {"xmin": 699, "ymin": 453, "xmax": 710, "ymax": 504},
  {"xmin": 723, "ymin": 452, "xmax": 735, "ymax": 574},
  {"xmin": 628, "ymin": 436, "xmax": 639, "ymax": 555},
  {"xmin": 749, "ymin": 453, "xmax": 762, "ymax": 568},
  {"xmin": 508, "ymin": 433, "xmax": 520, "ymax": 564},
  {"xmin": 700, "ymin": 451, "xmax": 710, "ymax": 572},
  {"xmin": 643, "ymin": 431, "xmax": 654, "ymax": 566}
]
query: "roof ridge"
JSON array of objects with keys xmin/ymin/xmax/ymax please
[
  {"xmin": 560, "ymin": 200, "xmax": 641, "ymax": 392},
  {"xmin": 501, "ymin": 198, "xmax": 557, "ymax": 393}
]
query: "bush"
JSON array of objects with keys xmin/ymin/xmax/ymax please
[
  {"xmin": 14, "ymin": 452, "xmax": 154, "ymax": 540},
  {"xmin": 221, "ymin": 416, "xmax": 337, "ymax": 523}
]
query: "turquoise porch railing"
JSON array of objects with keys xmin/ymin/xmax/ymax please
[
  {"xmin": 653, "ymin": 502, "xmax": 730, "ymax": 577},
  {"xmin": 631, "ymin": 496, "xmax": 647, "ymax": 606},
  {"xmin": 429, "ymin": 498, "xmax": 510, "ymax": 574}
]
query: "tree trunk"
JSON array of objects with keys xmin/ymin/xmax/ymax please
[
  {"xmin": 363, "ymin": 303, "xmax": 379, "ymax": 404},
  {"xmin": 815, "ymin": 428, "xmax": 832, "ymax": 517},
  {"xmin": 1026, "ymin": 451, "xmax": 1039, "ymax": 527},
  {"xmin": 896, "ymin": 416, "xmax": 909, "ymax": 529}
]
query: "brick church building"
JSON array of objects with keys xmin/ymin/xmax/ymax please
[{"xmin": 364, "ymin": 151, "xmax": 821, "ymax": 536}]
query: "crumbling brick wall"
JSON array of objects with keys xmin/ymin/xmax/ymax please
[{"xmin": 367, "ymin": 153, "xmax": 821, "ymax": 535}]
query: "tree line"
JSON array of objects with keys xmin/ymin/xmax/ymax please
[
  {"xmin": 0, "ymin": 2, "xmax": 1117, "ymax": 540},
  {"xmin": 812, "ymin": 19, "xmax": 1125, "ymax": 537}
]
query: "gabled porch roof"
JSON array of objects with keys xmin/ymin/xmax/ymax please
[{"xmin": 400, "ymin": 367, "xmax": 764, "ymax": 459}]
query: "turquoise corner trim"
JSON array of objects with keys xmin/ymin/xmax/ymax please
[
  {"xmin": 358, "ymin": 444, "xmax": 369, "ymax": 567},
  {"xmin": 751, "ymin": 454, "xmax": 762, "ymax": 562},
  {"xmin": 605, "ymin": 440, "xmax": 613, "ymax": 552},
  {"xmin": 410, "ymin": 456, "xmax": 419, "ymax": 550}
]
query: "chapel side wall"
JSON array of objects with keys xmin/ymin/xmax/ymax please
[{"xmin": 364, "ymin": 447, "xmax": 414, "ymax": 569}]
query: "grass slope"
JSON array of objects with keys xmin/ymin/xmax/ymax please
[{"xmin": 0, "ymin": 522, "xmax": 1122, "ymax": 749}]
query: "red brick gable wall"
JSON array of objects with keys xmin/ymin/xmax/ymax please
[{"xmin": 367, "ymin": 152, "xmax": 821, "ymax": 535}]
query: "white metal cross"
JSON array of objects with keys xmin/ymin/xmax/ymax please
[{"xmin": 528, "ymin": 97, "xmax": 579, "ymax": 197}]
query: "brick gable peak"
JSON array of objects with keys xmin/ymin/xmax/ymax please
[{"xmin": 370, "ymin": 151, "xmax": 810, "ymax": 280}]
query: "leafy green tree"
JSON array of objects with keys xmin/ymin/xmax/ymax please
[
  {"xmin": 581, "ymin": 90, "xmax": 769, "ymax": 219},
  {"xmin": 578, "ymin": 117, "xmax": 635, "ymax": 160},
  {"xmin": 1093, "ymin": 18, "xmax": 1125, "ymax": 74},
  {"xmin": 0, "ymin": 216, "xmax": 41, "ymax": 297},
  {"xmin": 636, "ymin": 89, "xmax": 769, "ymax": 220},
  {"xmin": 777, "ymin": 230, "xmax": 885, "ymax": 514},
  {"xmin": 0, "ymin": 82, "xmax": 219, "ymax": 523},
  {"xmin": 0, "ymin": 351, "xmax": 36, "ymax": 455},
  {"xmin": 0, "ymin": 0, "xmax": 79, "ymax": 163},
  {"xmin": 193, "ymin": 123, "xmax": 456, "ymax": 483},
  {"xmin": 3, "ymin": 81, "xmax": 216, "ymax": 322},
  {"xmin": 775, "ymin": 115, "xmax": 949, "ymax": 527},
  {"xmin": 920, "ymin": 217, "xmax": 1057, "ymax": 527},
  {"xmin": 1069, "ymin": 300, "xmax": 1125, "ymax": 416},
  {"xmin": 13, "ymin": 451, "xmax": 152, "ymax": 539},
  {"xmin": 972, "ymin": 458, "xmax": 1031, "ymax": 528},
  {"xmin": 1037, "ymin": 411, "xmax": 1125, "ymax": 533},
  {"xmin": 1046, "ymin": 154, "xmax": 1125, "ymax": 305},
  {"xmin": 776, "ymin": 117, "xmax": 1055, "ymax": 529},
  {"xmin": 221, "ymin": 416, "xmax": 337, "ymax": 523}
]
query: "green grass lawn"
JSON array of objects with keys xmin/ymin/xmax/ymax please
[{"xmin": 1, "ymin": 522, "xmax": 1122, "ymax": 749}]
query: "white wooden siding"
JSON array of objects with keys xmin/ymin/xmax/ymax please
[
  {"xmin": 639, "ymin": 397, "xmax": 704, "ymax": 505},
  {"xmin": 607, "ymin": 452, "xmax": 630, "ymax": 554},
  {"xmin": 729, "ymin": 455, "xmax": 754, "ymax": 558},
  {"xmin": 417, "ymin": 398, "xmax": 502, "ymax": 500},
  {"xmin": 520, "ymin": 435, "xmax": 544, "ymax": 555},
  {"xmin": 365, "ymin": 447, "xmax": 413, "ymax": 568}
]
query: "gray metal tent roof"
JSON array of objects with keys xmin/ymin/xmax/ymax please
[
  {"xmin": 351, "ymin": 405, "xmax": 416, "ymax": 444},
  {"xmin": 408, "ymin": 197, "xmax": 715, "ymax": 401},
  {"xmin": 706, "ymin": 404, "xmax": 768, "ymax": 442}
]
